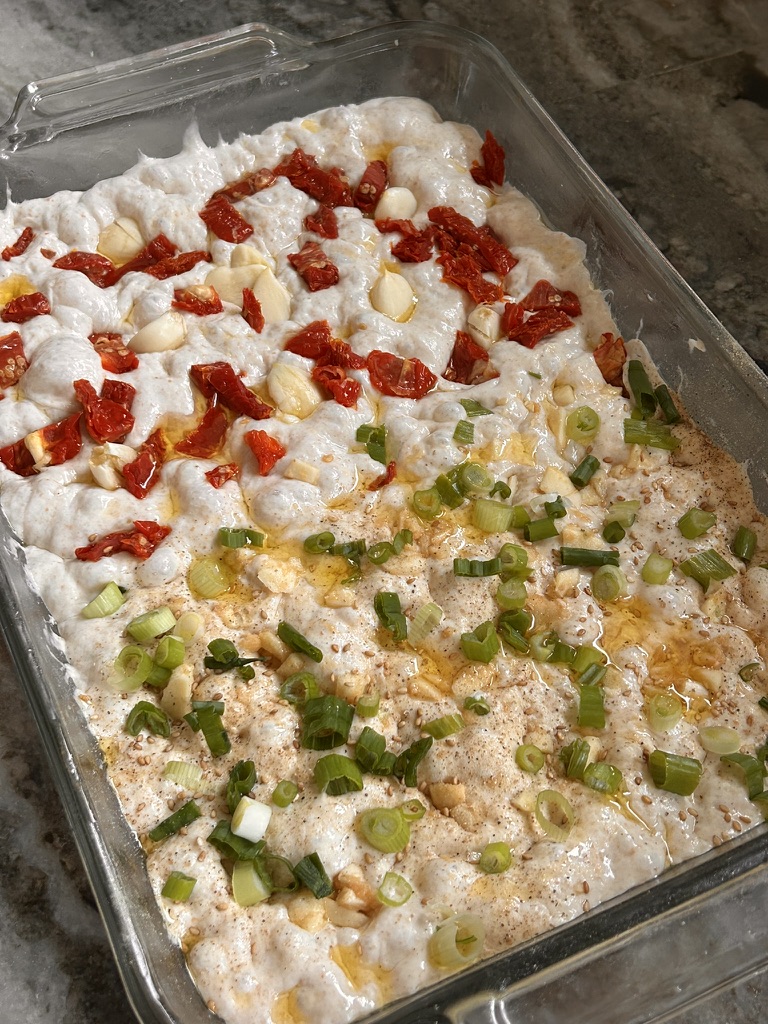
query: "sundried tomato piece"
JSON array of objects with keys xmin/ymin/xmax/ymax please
[
  {"xmin": 375, "ymin": 218, "xmax": 419, "ymax": 237},
  {"xmin": 89, "ymin": 332, "xmax": 139, "ymax": 374},
  {"xmin": 0, "ymin": 331, "xmax": 29, "ymax": 388},
  {"xmin": 274, "ymin": 148, "xmax": 353, "ymax": 207},
  {"xmin": 470, "ymin": 130, "xmax": 506, "ymax": 188},
  {"xmin": 40, "ymin": 248, "xmax": 55, "ymax": 259},
  {"xmin": 0, "ymin": 438, "xmax": 35, "ymax": 475},
  {"xmin": 392, "ymin": 231, "xmax": 433, "ymax": 264},
  {"xmin": 287, "ymin": 241, "xmax": 339, "ymax": 292},
  {"xmin": 199, "ymin": 195, "xmax": 254, "ymax": 243},
  {"xmin": 2, "ymin": 227, "xmax": 34, "ymax": 262},
  {"xmin": 242, "ymin": 288, "xmax": 265, "ymax": 333},
  {"xmin": 593, "ymin": 332, "xmax": 628, "ymax": 390},
  {"xmin": 0, "ymin": 412, "xmax": 83, "ymax": 476},
  {"xmin": 122, "ymin": 428, "xmax": 167, "ymax": 499},
  {"xmin": 214, "ymin": 168, "xmax": 277, "ymax": 202},
  {"xmin": 284, "ymin": 321, "xmax": 333, "ymax": 359},
  {"xmin": 109, "ymin": 234, "xmax": 177, "ymax": 283},
  {"xmin": 243, "ymin": 429, "xmax": 286, "ymax": 475},
  {"xmin": 501, "ymin": 301, "xmax": 524, "ymax": 335},
  {"xmin": 175, "ymin": 403, "xmax": 228, "ymax": 458},
  {"xmin": 354, "ymin": 160, "xmax": 388, "ymax": 214},
  {"xmin": 205, "ymin": 462, "xmax": 239, "ymax": 488},
  {"xmin": 521, "ymin": 279, "xmax": 582, "ymax": 317},
  {"xmin": 437, "ymin": 251, "xmax": 504, "ymax": 304},
  {"xmin": 311, "ymin": 364, "xmax": 361, "ymax": 408},
  {"xmin": 1, "ymin": 291, "xmax": 51, "ymax": 324},
  {"xmin": 73, "ymin": 378, "xmax": 135, "ymax": 444},
  {"xmin": 428, "ymin": 206, "xmax": 517, "ymax": 277},
  {"xmin": 52, "ymin": 250, "xmax": 115, "ymax": 287},
  {"xmin": 172, "ymin": 286, "xmax": 223, "ymax": 316},
  {"xmin": 315, "ymin": 339, "xmax": 367, "ymax": 371},
  {"xmin": 304, "ymin": 205, "xmax": 339, "ymax": 239},
  {"xmin": 368, "ymin": 460, "xmax": 396, "ymax": 491},
  {"xmin": 190, "ymin": 362, "xmax": 272, "ymax": 420},
  {"xmin": 367, "ymin": 350, "xmax": 437, "ymax": 399},
  {"xmin": 75, "ymin": 519, "xmax": 171, "ymax": 562},
  {"xmin": 143, "ymin": 250, "xmax": 211, "ymax": 281},
  {"xmin": 100, "ymin": 379, "xmax": 136, "ymax": 410},
  {"xmin": 507, "ymin": 308, "xmax": 574, "ymax": 349},
  {"xmin": 443, "ymin": 331, "xmax": 497, "ymax": 385}
]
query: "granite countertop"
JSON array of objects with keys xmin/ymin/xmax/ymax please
[{"xmin": 0, "ymin": 1, "xmax": 766, "ymax": 1022}]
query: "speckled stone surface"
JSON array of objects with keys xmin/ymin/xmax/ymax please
[{"xmin": 0, "ymin": 2, "xmax": 766, "ymax": 1023}]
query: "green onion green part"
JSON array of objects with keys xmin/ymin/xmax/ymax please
[
  {"xmin": 377, "ymin": 871, "xmax": 413, "ymax": 907},
  {"xmin": 423, "ymin": 713, "xmax": 466, "ymax": 740},
  {"xmin": 583, "ymin": 761, "xmax": 623, "ymax": 795},
  {"xmin": 148, "ymin": 799, "xmax": 202, "ymax": 843},
  {"xmin": 560, "ymin": 547, "xmax": 620, "ymax": 568},
  {"xmin": 654, "ymin": 384, "xmax": 681, "ymax": 424},
  {"xmin": 125, "ymin": 700, "xmax": 171, "ymax": 738},
  {"xmin": 412, "ymin": 486, "xmax": 442, "ymax": 520},
  {"xmin": 461, "ymin": 621, "xmax": 500, "ymax": 663},
  {"xmin": 592, "ymin": 564, "xmax": 628, "ymax": 603},
  {"xmin": 460, "ymin": 398, "xmax": 493, "ymax": 418},
  {"xmin": 358, "ymin": 807, "xmax": 410, "ymax": 853},
  {"xmin": 679, "ymin": 549, "xmax": 736, "ymax": 590},
  {"xmin": 677, "ymin": 507, "xmax": 717, "ymax": 540},
  {"xmin": 721, "ymin": 752, "xmax": 766, "ymax": 800},
  {"xmin": 304, "ymin": 531, "xmax": 336, "ymax": 554},
  {"xmin": 108, "ymin": 644, "xmax": 153, "ymax": 692},
  {"xmin": 127, "ymin": 605, "xmax": 176, "ymax": 643},
  {"xmin": 516, "ymin": 743, "xmax": 545, "ymax": 774},
  {"xmin": 627, "ymin": 359, "xmax": 657, "ymax": 418},
  {"xmin": 523, "ymin": 517, "xmax": 558, "ymax": 543},
  {"xmin": 569, "ymin": 455, "xmax": 600, "ymax": 489},
  {"xmin": 647, "ymin": 692, "xmax": 684, "ymax": 733},
  {"xmin": 641, "ymin": 552, "xmax": 674, "ymax": 585},
  {"xmin": 277, "ymin": 621, "xmax": 323, "ymax": 662},
  {"xmin": 280, "ymin": 672, "xmax": 320, "ymax": 706},
  {"xmin": 354, "ymin": 727, "xmax": 387, "ymax": 772},
  {"xmin": 161, "ymin": 871, "xmax": 196, "ymax": 902},
  {"xmin": 623, "ymin": 418, "xmax": 680, "ymax": 450},
  {"xmin": 732, "ymin": 526, "xmax": 757, "ymax": 563},
  {"xmin": 302, "ymin": 695, "xmax": 354, "ymax": 750},
  {"xmin": 648, "ymin": 749, "xmax": 703, "ymax": 795},
  {"xmin": 226, "ymin": 760, "xmax": 257, "ymax": 815},
  {"xmin": 464, "ymin": 695, "xmax": 491, "ymax": 716},
  {"xmin": 535, "ymin": 790, "xmax": 574, "ymax": 842},
  {"xmin": 314, "ymin": 753, "xmax": 364, "ymax": 795},
  {"xmin": 478, "ymin": 841, "xmax": 512, "ymax": 874},
  {"xmin": 356, "ymin": 691, "xmax": 381, "ymax": 718},
  {"xmin": 409, "ymin": 602, "xmax": 443, "ymax": 646},
  {"xmin": 293, "ymin": 852, "xmax": 333, "ymax": 898},
  {"xmin": 374, "ymin": 591, "xmax": 407, "ymax": 642},
  {"xmin": 218, "ymin": 526, "xmax": 264, "ymax": 548},
  {"xmin": 453, "ymin": 420, "xmax": 475, "ymax": 445},
  {"xmin": 454, "ymin": 556, "xmax": 503, "ymax": 578},
  {"xmin": 578, "ymin": 684, "xmax": 606, "ymax": 729},
  {"xmin": 272, "ymin": 780, "xmax": 299, "ymax": 807},
  {"xmin": 560, "ymin": 738, "xmax": 590, "ymax": 780},
  {"xmin": 81, "ymin": 581, "xmax": 126, "ymax": 619}
]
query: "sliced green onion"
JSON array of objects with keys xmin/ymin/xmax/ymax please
[
  {"xmin": 428, "ymin": 913, "xmax": 485, "ymax": 969},
  {"xmin": 654, "ymin": 384, "xmax": 681, "ymax": 424},
  {"xmin": 188, "ymin": 556, "xmax": 233, "ymax": 599},
  {"xmin": 277, "ymin": 621, "xmax": 323, "ymax": 662},
  {"xmin": 435, "ymin": 472, "xmax": 465, "ymax": 509},
  {"xmin": 154, "ymin": 634, "xmax": 185, "ymax": 670},
  {"xmin": 578, "ymin": 684, "xmax": 605, "ymax": 729},
  {"xmin": 163, "ymin": 760, "xmax": 204, "ymax": 791},
  {"xmin": 454, "ymin": 556, "xmax": 503, "ymax": 578},
  {"xmin": 401, "ymin": 798, "xmax": 427, "ymax": 821},
  {"xmin": 293, "ymin": 852, "xmax": 333, "ymax": 898},
  {"xmin": 272, "ymin": 779, "xmax": 299, "ymax": 807},
  {"xmin": 698, "ymin": 726, "xmax": 741, "ymax": 755},
  {"xmin": 494, "ymin": 576, "xmax": 527, "ymax": 611},
  {"xmin": 393, "ymin": 736, "xmax": 433, "ymax": 788},
  {"xmin": 125, "ymin": 700, "xmax": 171, "ymax": 737},
  {"xmin": 371, "ymin": 751, "xmax": 398, "ymax": 777},
  {"xmin": 550, "ymin": 641, "xmax": 577, "ymax": 665},
  {"xmin": 560, "ymin": 738, "xmax": 590, "ymax": 780},
  {"xmin": 739, "ymin": 662, "xmax": 762, "ymax": 682},
  {"xmin": 82, "ymin": 581, "xmax": 126, "ymax": 619},
  {"xmin": 571, "ymin": 645, "xmax": 605, "ymax": 675},
  {"xmin": 453, "ymin": 420, "xmax": 475, "ymax": 445},
  {"xmin": 489, "ymin": 480, "xmax": 512, "ymax": 499},
  {"xmin": 357, "ymin": 807, "xmax": 410, "ymax": 853},
  {"xmin": 148, "ymin": 799, "xmax": 202, "ymax": 843},
  {"xmin": 602, "ymin": 521, "xmax": 625, "ymax": 544},
  {"xmin": 509, "ymin": 505, "xmax": 532, "ymax": 529},
  {"xmin": 516, "ymin": 743, "xmax": 545, "ymax": 774},
  {"xmin": 188, "ymin": 701, "xmax": 230, "ymax": 757},
  {"xmin": 412, "ymin": 486, "xmax": 442, "ymax": 520},
  {"xmin": 357, "ymin": 423, "xmax": 387, "ymax": 463},
  {"xmin": 498, "ymin": 543, "xmax": 528, "ymax": 576},
  {"xmin": 529, "ymin": 630, "xmax": 558, "ymax": 662},
  {"xmin": 605, "ymin": 500, "xmax": 640, "ymax": 530},
  {"xmin": 569, "ymin": 454, "xmax": 600, "ymax": 489},
  {"xmin": 107, "ymin": 644, "xmax": 153, "ymax": 692},
  {"xmin": 355, "ymin": 727, "xmax": 387, "ymax": 771},
  {"xmin": 759, "ymin": 696, "xmax": 768, "ymax": 713},
  {"xmin": 460, "ymin": 398, "xmax": 492, "ymax": 417},
  {"xmin": 721, "ymin": 752, "xmax": 766, "ymax": 799},
  {"xmin": 367, "ymin": 541, "xmax": 395, "ymax": 564},
  {"xmin": 627, "ymin": 359, "xmax": 657, "ymax": 418},
  {"xmin": 641, "ymin": 552, "xmax": 674, "ymax": 585},
  {"xmin": 314, "ymin": 753, "xmax": 364, "ymax": 795},
  {"xmin": 497, "ymin": 611, "xmax": 531, "ymax": 654},
  {"xmin": 377, "ymin": 871, "xmax": 413, "ymax": 907},
  {"xmin": 203, "ymin": 637, "xmax": 261, "ymax": 676},
  {"xmin": 592, "ymin": 564, "xmax": 628, "ymax": 602},
  {"xmin": 678, "ymin": 507, "xmax": 717, "ymax": 540},
  {"xmin": 392, "ymin": 529, "xmax": 412, "ymax": 554},
  {"xmin": 560, "ymin": 546, "xmax": 619, "ymax": 567},
  {"xmin": 232, "ymin": 859, "xmax": 272, "ymax": 906},
  {"xmin": 172, "ymin": 611, "xmax": 203, "ymax": 643},
  {"xmin": 356, "ymin": 691, "xmax": 381, "ymax": 718},
  {"xmin": 544, "ymin": 496, "xmax": 567, "ymax": 520},
  {"xmin": 680, "ymin": 549, "xmax": 737, "ymax": 590},
  {"xmin": 583, "ymin": 761, "xmax": 623, "ymax": 795},
  {"xmin": 732, "ymin": 526, "xmax": 757, "ymax": 563},
  {"xmin": 218, "ymin": 526, "xmax": 264, "ymax": 548},
  {"xmin": 226, "ymin": 760, "xmax": 257, "ymax": 815},
  {"xmin": 127, "ymin": 605, "xmax": 176, "ymax": 642},
  {"xmin": 478, "ymin": 841, "xmax": 512, "ymax": 874},
  {"xmin": 565, "ymin": 405, "xmax": 600, "ymax": 443},
  {"xmin": 535, "ymin": 790, "xmax": 574, "ymax": 842},
  {"xmin": 523, "ymin": 517, "xmax": 558, "ymax": 542},
  {"xmin": 457, "ymin": 462, "xmax": 493, "ymax": 496},
  {"xmin": 460, "ymin": 621, "xmax": 499, "ymax": 663},
  {"xmin": 623, "ymin": 418, "xmax": 680, "ymax": 450},
  {"xmin": 577, "ymin": 662, "xmax": 606, "ymax": 687},
  {"xmin": 647, "ymin": 692, "xmax": 684, "ymax": 733},
  {"xmin": 207, "ymin": 821, "xmax": 265, "ymax": 862},
  {"xmin": 464, "ymin": 695, "xmax": 491, "ymax": 716},
  {"xmin": 302, "ymin": 695, "xmax": 354, "ymax": 750},
  {"xmin": 280, "ymin": 672, "xmax": 320, "ymax": 706},
  {"xmin": 162, "ymin": 871, "xmax": 196, "ymax": 902},
  {"xmin": 374, "ymin": 591, "xmax": 407, "ymax": 642},
  {"xmin": 472, "ymin": 498, "xmax": 514, "ymax": 533},
  {"xmin": 423, "ymin": 713, "xmax": 466, "ymax": 739},
  {"xmin": 304, "ymin": 531, "xmax": 336, "ymax": 554},
  {"xmin": 649, "ymin": 749, "xmax": 703, "ymax": 795},
  {"xmin": 145, "ymin": 658, "xmax": 170, "ymax": 686},
  {"xmin": 332, "ymin": 539, "xmax": 366, "ymax": 561},
  {"xmin": 409, "ymin": 602, "xmax": 443, "ymax": 646}
]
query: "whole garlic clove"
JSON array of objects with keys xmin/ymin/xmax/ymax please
[
  {"xmin": 374, "ymin": 187, "xmax": 418, "ymax": 221},
  {"xmin": 230, "ymin": 244, "xmax": 273, "ymax": 269},
  {"xmin": 466, "ymin": 304, "xmax": 502, "ymax": 349},
  {"xmin": 129, "ymin": 310, "xmax": 187, "ymax": 353},
  {"xmin": 89, "ymin": 442, "xmax": 138, "ymax": 490},
  {"xmin": 96, "ymin": 217, "xmax": 144, "ymax": 265},
  {"xmin": 250, "ymin": 267, "xmax": 291, "ymax": 323},
  {"xmin": 267, "ymin": 363, "xmax": 323, "ymax": 419},
  {"xmin": 283, "ymin": 459, "xmax": 320, "ymax": 484},
  {"xmin": 205, "ymin": 264, "xmax": 265, "ymax": 307},
  {"xmin": 370, "ymin": 268, "xmax": 416, "ymax": 322}
]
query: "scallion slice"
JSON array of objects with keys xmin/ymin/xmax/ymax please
[
  {"xmin": 393, "ymin": 736, "xmax": 433, "ymax": 788},
  {"xmin": 677, "ymin": 507, "xmax": 717, "ymax": 540},
  {"xmin": 495, "ymin": 576, "xmax": 527, "ymax": 611},
  {"xmin": 649, "ymin": 749, "xmax": 703, "ymax": 795},
  {"xmin": 523, "ymin": 517, "xmax": 558, "ymax": 543},
  {"xmin": 304, "ymin": 531, "xmax": 335, "ymax": 554},
  {"xmin": 428, "ymin": 913, "xmax": 485, "ymax": 969},
  {"xmin": 366, "ymin": 541, "xmax": 395, "ymax": 565},
  {"xmin": 647, "ymin": 692, "xmax": 684, "ymax": 733},
  {"xmin": 161, "ymin": 871, "xmax": 196, "ymax": 902},
  {"xmin": 739, "ymin": 662, "xmax": 762, "ymax": 683},
  {"xmin": 357, "ymin": 423, "xmax": 387, "ymax": 464},
  {"xmin": 293, "ymin": 852, "xmax": 333, "ymax": 898},
  {"xmin": 732, "ymin": 526, "xmax": 757, "ymax": 563},
  {"xmin": 578, "ymin": 684, "xmax": 605, "ymax": 729},
  {"xmin": 358, "ymin": 807, "xmax": 410, "ymax": 853},
  {"xmin": 529, "ymin": 630, "xmax": 558, "ymax": 663},
  {"xmin": 457, "ymin": 462, "xmax": 493, "ymax": 496},
  {"xmin": 435, "ymin": 473, "xmax": 465, "ymax": 509},
  {"xmin": 188, "ymin": 556, "xmax": 233, "ymax": 598},
  {"xmin": 188, "ymin": 701, "xmax": 231, "ymax": 757},
  {"xmin": 605, "ymin": 500, "xmax": 640, "ymax": 530},
  {"xmin": 571, "ymin": 645, "xmax": 605, "ymax": 675},
  {"xmin": 641, "ymin": 552, "xmax": 674, "ymax": 585},
  {"xmin": 277, "ymin": 621, "xmax": 323, "ymax": 662},
  {"xmin": 472, "ymin": 497, "xmax": 514, "ymax": 533},
  {"xmin": 354, "ymin": 727, "xmax": 387, "ymax": 772},
  {"xmin": 172, "ymin": 611, "xmax": 203, "ymax": 644},
  {"xmin": 377, "ymin": 871, "xmax": 413, "ymax": 907},
  {"xmin": 125, "ymin": 700, "xmax": 171, "ymax": 737},
  {"xmin": 569, "ymin": 454, "xmax": 600, "ymax": 489},
  {"xmin": 107, "ymin": 644, "xmax": 153, "ymax": 692},
  {"xmin": 577, "ymin": 662, "xmax": 606, "ymax": 687},
  {"xmin": 516, "ymin": 743, "xmax": 545, "ymax": 774},
  {"xmin": 544, "ymin": 496, "xmax": 567, "ymax": 520},
  {"xmin": 592, "ymin": 564, "xmax": 628, "ymax": 603},
  {"xmin": 314, "ymin": 753, "xmax": 364, "ymax": 795},
  {"xmin": 460, "ymin": 398, "xmax": 492, "ymax": 417},
  {"xmin": 623, "ymin": 418, "xmax": 680, "ymax": 450},
  {"xmin": 412, "ymin": 486, "xmax": 442, "ymax": 520},
  {"xmin": 280, "ymin": 672, "xmax": 320, "ymax": 706},
  {"xmin": 226, "ymin": 760, "xmax": 257, "ymax": 815},
  {"xmin": 231, "ymin": 859, "xmax": 272, "ymax": 906},
  {"xmin": 679, "ymin": 549, "xmax": 736, "ymax": 590},
  {"xmin": 627, "ymin": 359, "xmax": 657, "ymax": 418},
  {"xmin": 454, "ymin": 556, "xmax": 503, "ymax": 578},
  {"xmin": 148, "ymin": 799, "xmax": 201, "ymax": 843},
  {"xmin": 464, "ymin": 695, "xmax": 491, "ymax": 716},
  {"xmin": 497, "ymin": 611, "xmax": 531, "ymax": 654},
  {"xmin": 478, "ymin": 841, "xmax": 512, "ymax": 874},
  {"xmin": 602, "ymin": 520, "xmax": 626, "ymax": 544},
  {"xmin": 560, "ymin": 738, "xmax": 590, "ymax": 780},
  {"xmin": 550, "ymin": 640, "xmax": 577, "ymax": 665},
  {"xmin": 374, "ymin": 591, "xmax": 407, "ymax": 642},
  {"xmin": 560, "ymin": 546, "xmax": 619, "ymax": 567},
  {"xmin": 207, "ymin": 821, "xmax": 265, "ymax": 862},
  {"xmin": 272, "ymin": 779, "xmax": 299, "ymax": 807},
  {"xmin": 218, "ymin": 526, "xmax": 264, "ymax": 548},
  {"xmin": 356, "ymin": 691, "xmax": 381, "ymax": 718},
  {"xmin": 423, "ymin": 713, "xmax": 466, "ymax": 739},
  {"xmin": 302, "ymin": 695, "xmax": 354, "ymax": 750},
  {"xmin": 81, "ymin": 581, "xmax": 126, "ymax": 619},
  {"xmin": 163, "ymin": 760, "xmax": 204, "ymax": 791},
  {"xmin": 127, "ymin": 605, "xmax": 176, "ymax": 643},
  {"xmin": 401, "ymin": 798, "xmax": 427, "ymax": 821},
  {"xmin": 489, "ymin": 480, "xmax": 512, "ymax": 500},
  {"xmin": 583, "ymin": 761, "xmax": 623, "ymax": 795},
  {"xmin": 460, "ymin": 621, "xmax": 499, "ymax": 663},
  {"xmin": 565, "ymin": 405, "xmax": 600, "ymax": 443},
  {"xmin": 145, "ymin": 662, "xmax": 171, "ymax": 689},
  {"xmin": 654, "ymin": 383, "xmax": 681, "ymax": 424},
  {"xmin": 535, "ymin": 790, "xmax": 574, "ymax": 842},
  {"xmin": 408, "ymin": 602, "xmax": 443, "ymax": 646},
  {"xmin": 721, "ymin": 752, "xmax": 766, "ymax": 799},
  {"xmin": 154, "ymin": 634, "xmax": 185, "ymax": 670},
  {"xmin": 698, "ymin": 726, "xmax": 741, "ymax": 756},
  {"xmin": 453, "ymin": 420, "xmax": 475, "ymax": 445}
]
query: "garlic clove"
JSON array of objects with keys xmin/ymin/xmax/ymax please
[
  {"xmin": 267, "ymin": 363, "xmax": 323, "ymax": 419},
  {"xmin": 160, "ymin": 664, "xmax": 194, "ymax": 721},
  {"xmin": 283, "ymin": 459, "xmax": 320, "ymax": 484},
  {"xmin": 129, "ymin": 310, "xmax": 187, "ymax": 353},
  {"xmin": 230, "ymin": 244, "xmax": 273, "ymax": 269},
  {"xmin": 204, "ymin": 264, "xmax": 265, "ymax": 307},
  {"xmin": 89, "ymin": 442, "xmax": 138, "ymax": 490},
  {"xmin": 466, "ymin": 304, "xmax": 503, "ymax": 349},
  {"xmin": 250, "ymin": 267, "xmax": 291, "ymax": 323},
  {"xmin": 96, "ymin": 217, "xmax": 144, "ymax": 265},
  {"xmin": 374, "ymin": 186, "xmax": 418, "ymax": 221},
  {"xmin": 370, "ymin": 268, "xmax": 416, "ymax": 322}
]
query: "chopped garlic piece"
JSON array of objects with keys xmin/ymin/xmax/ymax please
[
  {"xmin": 466, "ymin": 304, "xmax": 502, "ymax": 349},
  {"xmin": 129, "ymin": 310, "xmax": 186, "ymax": 353},
  {"xmin": 369, "ymin": 268, "xmax": 415, "ymax": 321},
  {"xmin": 96, "ymin": 217, "xmax": 144, "ymax": 265},
  {"xmin": 373, "ymin": 186, "xmax": 417, "ymax": 220},
  {"xmin": 251, "ymin": 267, "xmax": 291, "ymax": 322},
  {"xmin": 284, "ymin": 459, "xmax": 320, "ymax": 484},
  {"xmin": 230, "ymin": 244, "xmax": 273, "ymax": 269},
  {"xmin": 89, "ymin": 442, "xmax": 138, "ymax": 490},
  {"xmin": 267, "ymin": 363, "xmax": 323, "ymax": 419},
  {"xmin": 160, "ymin": 664, "xmax": 194, "ymax": 721},
  {"xmin": 205, "ymin": 264, "xmax": 264, "ymax": 306},
  {"xmin": 540, "ymin": 466, "xmax": 576, "ymax": 496}
]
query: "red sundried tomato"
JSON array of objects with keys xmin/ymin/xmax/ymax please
[
  {"xmin": 284, "ymin": 320, "xmax": 333, "ymax": 359},
  {"xmin": 199, "ymin": 195, "xmax": 253, "ymax": 243},
  {"xmin": 214, "ymin": 168, "xmax": 277, "ymax": 202},
  {"xmin": 52, "ymin": 251, "xmax": 115, "ymax": 288},
  {"xmin": 205, "ymin": 462, "xmax": 239, "ymax": 488},
  {"xmin": 88, "ymin": 332, "xmax": 139, "ymax": 374},
  {"xmin": 521, "ymin": 279, "xmax": 582, "ymax": 318},
  {"xmin": 506, "ymin": 308, "xmax": 574, "ymax": 349},
  {"xmin": 470, "ymin": 130, "xmax": 506, "ymax": 188},
  {"xmin": 354, "ymin": 160, "xmax": 388, "ymax": 214},
  {"xmin": 0, "ymin": 412, "xmax": 82, "ymax": 476},
  {"xmin": 172, "ymin": 286, "xmax": 223, "ymax": 316},
  {"xmin": 443, "ymin": 331, "xmax": 497, "ymax": 386},
  {"xmin": 2, "ymin": 227, "xmax": 34, "ymax": 262},
  {"xmin": 73, "ymin": 378, "xmax": 135, "ymax": 444},
  {"xmin": 315, "ymin": 339, "xmax": 367, "ymax": 371},
  {"xmin": 304, "ymin": 205, "xmax": 339, "ymax": 239},
  {"xmin": 436, "ymin": 251, "xmax": 504, "ymax": 304},
  {"xmin": 501, "ymin": 301, "xmax": 524, "ymax": 335},
  {"xmin": 243, "ymin": 429, "xmax": 286, "ymax": 475},
  {"xmin": 0, "ymin": 437, "xmax": 35, "ymax": 475},
  {"xmin": 100, "ymin": 379, "xmax": 137, "ymax": 410},
  {"xmin": 391, "ymin": 232, "xmax": 433, "ymax": 264},
  {"xmin": 287, "ymin": 242, "xmax": 339, "ymax": 292},
  {"xmin": 368, "ymin": 460, "xmax": 396, "ymax": 491},
  {"xmin": 75, "ymin": 520, "xmax": 171, "ymax": 562},
  {"xmin": 375, "ymin": 218, "xmax": 419, "ymax": 237},
  {"xmin": 274, "ymin": 148, "xmax": 353, "ymax": 207},
  {"xmin": 175, "ymin": 403, "xmax": 229, "ymax": 458},
  {"xmin": 144, "ymin": 250, "xmax": 211, "ymax": 281},
  {"xmin": 122, "ymin": 428, "xmax": 167, "ymax": 499},
  {"xmin": 190, "ymin": 362, "xmax": 272, "ymax": 420},
  {"xmin": 1, "ymin": 291, "xmax": 51, "ymax": 324},
  {"xmin": 367, "ymin": 350, "xmax": 437, "ymax": 399},
  {"xmin": 40, "ymin": 248, "xmax": 55, "ymax": 259},
  {"xmin": 0, "ymin": 331, "xmax": 29, "ymax": 388},
  {"xmin": 109, "ymin": 234, "xmax": 177, "ymax": 283},
  {"xmin": 242, "ymin": 288, "xmax": 265, "ymax": 333},
  {"xmin": 311, "ymin": 364, "xmax": 361, "ymax": 407},
  {"xmin": 428, "ymin": 206, "xmax": 517, "ymax": 277},
  {"xmin": 593, "ymin": 332, "xmax": 628, "ymax": 390}
]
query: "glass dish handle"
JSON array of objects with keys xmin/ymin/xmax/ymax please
[{"xmin": 0, "ymin": 22, "xmax": 312, "ymax": 151}]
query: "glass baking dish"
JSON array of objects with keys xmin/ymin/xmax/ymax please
[{"xmin": 1, "ymin": 19, "xmax": 768, "ymax": 1024}]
